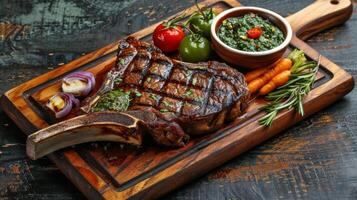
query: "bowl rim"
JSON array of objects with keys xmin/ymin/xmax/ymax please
[{"xmin": 210, "ymin": 6, "xmax": 293, "ymax": 56}]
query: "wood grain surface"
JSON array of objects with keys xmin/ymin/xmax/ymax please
[{"xmin": 0, "ymin": 0, "xmax": 357, "ymax": 199}]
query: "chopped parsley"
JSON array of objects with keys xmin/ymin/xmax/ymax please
[
  {"xmin": 149, "ymin": 93, "xmax": 160, "ymax": 102},
  {"xmin": 114, "ymin": 77, "xmax": 123, "ymax": 84},
  {"xmin": 119, "ymin": 58, "xmax": 125, "ymax": 65},
  {"xmin": 162, "ymin": 100, "xmax": 174, "ymax": 108},
  {"xmin": 184, "ymin": 89, "xmax": 194, "ymax": 97},
  {"xmin": 134, "ymin": 90, "xmax": 142, "ymax": 97},
  {"xmin": 160, "ymin": 109, "xmax": 169, "ymax": 113}
]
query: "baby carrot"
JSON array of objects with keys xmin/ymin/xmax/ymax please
[
  {"xmin": 248, "ymin": 78, "xmax": 266, "ymax": 94},
  {"xmin": 259, "ymin": 70, "xmax": 291, "ymax": 95},
  {"xmin": 245, "ymin": 68, "xmax": 269, "ymax": 83},
  {"xmin": 248, "ymin": 58, "xmax": 292, "ymax": 93},
  {"xmin": 244, "ymin": 59, "xmax": 282, "ymax": 83},
  {"xmin": 274, "ymin": 58, "xmax": 293, "ymax": 72}
]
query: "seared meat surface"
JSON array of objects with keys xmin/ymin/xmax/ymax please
[{"xmin": 82, "ymin": 37, "xmax": 249, "ymax": 147}]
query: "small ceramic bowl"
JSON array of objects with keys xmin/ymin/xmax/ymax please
[{"xmin": 211, "ymin": 7, "xmax": 293, "ymax": 69}]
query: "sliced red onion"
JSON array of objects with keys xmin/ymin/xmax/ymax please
[
  {"xmin": 46, "ymin": 93, "xmax": 80, "ymax": 118},
  {"xmin": 62, "ymin": 71, "xmax": 95, "ymax": 97}
]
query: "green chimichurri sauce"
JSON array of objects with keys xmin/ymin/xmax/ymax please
[
  {"xmin": 218, "ymin": 13, "xmax": 284, "ymax": 52},
  {"xmin": 92, "ymin": 89, "xmax": 131, "ymax": 112}
]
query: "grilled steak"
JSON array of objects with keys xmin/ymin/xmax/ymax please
[
  {"xmin": 26, "ymin": 37, "xmax": 249, "ymax": 160},
  {"xmin": 82, "ymin": 36, "xmax": 249, "ymax": 145}
]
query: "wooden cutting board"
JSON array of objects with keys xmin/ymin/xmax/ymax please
[{"xmin": 0, "ymin": 0, "xmax": 354, "ymax": 199}]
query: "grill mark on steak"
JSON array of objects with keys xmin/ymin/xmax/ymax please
[{"xmin": 82, "ymin": 36, "xmax": 250, "ymax": 146}]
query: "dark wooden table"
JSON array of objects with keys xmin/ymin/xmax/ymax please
[{"xmin": 0, "ymin": 0, "xmax": 356, "ymax": 199}]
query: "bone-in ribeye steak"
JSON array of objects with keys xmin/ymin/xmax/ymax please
[
  {"xmin": 26, "ymin": 37, "xmax": 250, "ymax": 159},
  {"xmin": 82, "ymin": 36, "xmax": 249, "ymax": 146}
]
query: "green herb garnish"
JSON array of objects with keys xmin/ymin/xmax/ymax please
[
  {"xmin": 114, "ymin": 77, "xmax": 123, "ymax": 84},
  {"xmin": 184, "ymin": 89, "xmax": 194, "ymax": 97},
  {"xmin": 149, "ymin": 93, "xmax": 160, "ymax": 102},
  {"xmin": 134, "ymin": 90, "xmax": 142, "ymax": 97},
  {"xmin": 92, "ymin": 89, "xmax": 131, "ymax": 112},
  {"xmin": 162, "ymin": 100, "xmax": 174, "ymax": 108},
  {"xmin": 259, "ymin": 49, "xmax": 320, "ymax": 126},
  {"xmin": 119, "ymin": 58, "xmax": 125, "ymax": 65},
  {"xmin": 160, "ymin": 109, "xmax": 169, "ymax": 113}
]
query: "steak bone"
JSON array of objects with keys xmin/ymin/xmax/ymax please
[{"xmin": 26, "ymin": 110, "xmax": 188, "ymax": 160}]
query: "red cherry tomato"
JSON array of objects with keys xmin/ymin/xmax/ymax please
[
  {"xmin": 247, "ymin": 27, "xmax": 263, "ymax": 39},
  {"xmin": 153, "ymin": 23, "xmax": 185, "ymax": 53}
]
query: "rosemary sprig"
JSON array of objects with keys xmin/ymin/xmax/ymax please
[{"xmin": 259, "ymin": 50, "xmax": 320, "ymax": 126}]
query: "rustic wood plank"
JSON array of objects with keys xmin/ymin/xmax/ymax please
[
  {"xmin": 2, "ymin": 0, "xmax": 354, "ymax": 199},
  {"xmin": 0, "ymin": 1, "xmax": 356, "ymax": 199}
]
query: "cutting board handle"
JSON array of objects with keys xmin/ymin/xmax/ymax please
[{"xmin": 286, "ymin": 0, "xmax": 353, "ymax": 40}]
